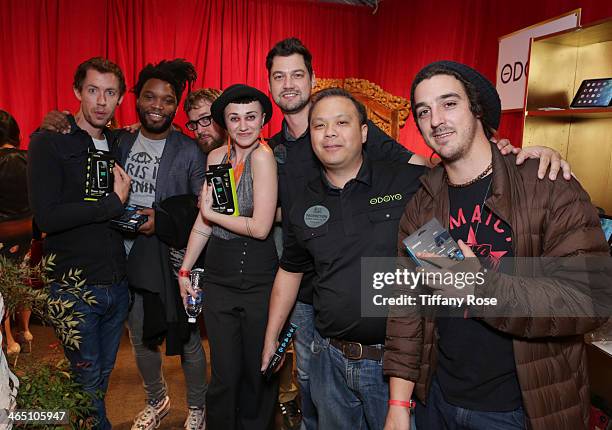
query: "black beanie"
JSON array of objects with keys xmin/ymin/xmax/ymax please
[{"xmin": 410, "ymin": 60, "xmax": 501, "ymax": 131}]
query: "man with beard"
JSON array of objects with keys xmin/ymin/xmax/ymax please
[
  {"xmin": 27, "ymin": 57, "xmax": 132, "ymax": 429},
  {"xmin": 118, "ymin": 59, "xmax": 208, "ymax": 430},
  {"xmin": 184, "ymin": 88, "xmax": 226, "ymax": 154},
  {"xmin": 383, "ymin": 61, "xmax": 609, "ymax": 430}
]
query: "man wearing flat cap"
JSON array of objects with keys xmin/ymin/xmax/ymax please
[{"xmin": 383, "ymin": 61, "xmax": 610, "ymax": 430}]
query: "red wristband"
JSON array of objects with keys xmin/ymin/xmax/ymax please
[
  {"xmin": 178, "ymin": 268, "xmax": 191, "ymax": 278},
  {"xmin": 388, "ymin": 399, "xmax": 414, "ymax": 409}
]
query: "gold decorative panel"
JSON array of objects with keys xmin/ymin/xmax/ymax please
[{"xmin": 313, "ymin": 78, "xmax": 410, "ymax": 140}]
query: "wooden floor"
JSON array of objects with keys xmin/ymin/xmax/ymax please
[{"xmin": 10, "ymin": 323, "xmax": 287, "ymax": 429}]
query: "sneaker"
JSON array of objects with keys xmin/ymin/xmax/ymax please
[
  {"xmin": 279, "ymin": 399, "xmax": 302, "ymax": 430},
  {"xmin": 131, "ymin": 396, "xmax": 171, "ymax": 430},
  {"xmin": 184, "ymin": 406, "xmax": 206, "ymax": 430}
]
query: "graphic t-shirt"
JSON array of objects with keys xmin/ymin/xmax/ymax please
[
  {"xmin": 123, "ymin": 132, "xmax": 165, "ymax": 255},
  {"xmin": 436, "ymin": 174, "xmax": 522, "ymax": 412}
]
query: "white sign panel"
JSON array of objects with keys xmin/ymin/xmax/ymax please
[{"xmin": 497, "ymin": 10, "xmax": 580, "ymax": 111}]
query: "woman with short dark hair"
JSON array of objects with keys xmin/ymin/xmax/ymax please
[{"xmin": 180, "ymin": 84, "xmax": 279, "ymax": 429}]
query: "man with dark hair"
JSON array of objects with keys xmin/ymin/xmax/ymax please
[
  {"xmin": 265, "ymin": 37, "xmax": 314, "ymax": 88},
  {"xmin": 408, "ymin": 62, "xmax": 499, "ymax": 141},
  {"xmin": 307, "ymin": 87, "xmax": 367, "ymax": 124},
  {"xmin": 118, "ymin": 59, "xmax": 208, "ymax": 430},
  {"xmin": 262, "ymin": 88, "xmax": 426, "ymax": 428},
  {"xmin": 132, "ymin": 59, "xmax": 196, "ymax": 106},
  {"xmin": 27, "ymin": 57, "xmax": 132, "ymax": 429},
  {"xmin": 184, "ymin": 88, "xmax": 226, "ymax": 153},
  {"xmin": 73, "ymin": 57, "xmax": 127, "ymax": 100},
  {"xmin": 383, "ymin": 61, "xmax": 609, "ymax": 430}
]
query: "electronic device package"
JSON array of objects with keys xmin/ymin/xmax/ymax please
[{"xmin": 205, "ymin": 163, "xmax": 240, "ymax": 216}]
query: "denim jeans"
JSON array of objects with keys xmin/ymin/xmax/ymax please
[
  {"xmin": 290, "ymin": 301, "xmax": 317, "ymax": 430},
  {"xmin": 310, "ymin": 329, "xmax": 388, "ymax": 430},
  {"xmin": 49, "ymin": 279, "xmax": 129, "ymax": 430},
  {"xmin": 416, "ymin": 376, "xmax": 526, "ymax": 430}
]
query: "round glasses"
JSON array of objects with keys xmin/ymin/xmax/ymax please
[{"xmin": 185, "ymin": 115, "xmax": 213, "ymax": 131}]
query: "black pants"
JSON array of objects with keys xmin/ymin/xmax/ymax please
[{"xmin": 204, "ymin": 236, "xmax": 278, "ymax": 430}]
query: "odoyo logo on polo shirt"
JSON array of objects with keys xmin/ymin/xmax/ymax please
[{"xmin": 369, "ymin": 194, "xmax": 402, "ymax": 205}]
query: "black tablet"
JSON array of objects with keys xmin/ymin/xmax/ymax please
[{"xmin": 571, "ymin": 78, "xmax": 612, "ymax": 108}]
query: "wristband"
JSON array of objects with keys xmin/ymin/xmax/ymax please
[
  {"xmin": 388, "ymin": 399, "xmax": 414, "ymax": 409},
  {"xmin": 178, "ymin": 268, "xmax": 191, "ymax": 278}
]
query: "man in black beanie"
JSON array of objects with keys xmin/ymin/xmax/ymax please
[{"xmin": 383, "ymin": 61, "xmax": 609, "ymax": 430}]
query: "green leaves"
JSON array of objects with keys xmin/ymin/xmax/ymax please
[
  {"xmin": 1, "ymin": 253, "xmax": 99, "ymax": 351},
  {"xmin": 0, "ymin": 253, "xmax": 55, "ymax": 316},
  {"xmin": 44, "ymin": 260, "xmax": 98, "ymax": 352},
  {"xmin": 14, "ymin": 359, "xmax": 96, "ymax": 429},
  {"xmin": 3, "ymin": 254, "xmax": 103, "ymax": 428}
]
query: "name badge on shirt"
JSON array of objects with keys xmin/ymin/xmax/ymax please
[
  {"xmin": 304, "ymin": 205, "xmax": 330, "ymax": 228},
  {"xmin": 273, "ymin": 144, "xmax": 287, "ymax": 164}
]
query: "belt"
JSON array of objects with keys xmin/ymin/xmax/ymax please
[{"xmin": 329, "ymin": 338, "xmax": 384, "ymax": 361}]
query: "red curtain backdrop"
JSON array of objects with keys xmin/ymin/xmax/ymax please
[
  {"xmin": 0, "ymin": 0, "xmax": 371, "ymax": 145},
  {"xmin": 1, "ymin": 0, "xmax": 611, "ymax": 154}
]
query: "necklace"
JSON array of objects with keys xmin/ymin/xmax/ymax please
[
  {"xmin": 473, "ymin": 175, "xmax": 493, "ymax": 240},
  {"xmin": 447, "ymin": 163, "xmax": 492, "ymax": 188}
]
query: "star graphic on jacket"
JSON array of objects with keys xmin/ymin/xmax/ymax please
[{"xmin": 466, "ymin": 226, "xmax": 508, "ymax": 270}]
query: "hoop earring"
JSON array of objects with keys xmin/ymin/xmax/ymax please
[{"xmin": 429, "ymin": 150, "xmax": 437, "ymax": 165}]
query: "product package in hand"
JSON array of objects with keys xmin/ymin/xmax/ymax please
[
  {"xmin": 402, "ymin": 218, "xmax": 465, "ymax": 270},
  {"xmin": 84, "ymin": 149, "xmax": 115, "ymax": 201},
  {"xmin": 185, "ymin": 268, "xmax": 205, "ymax": 323},
  {"xmin": 205, "ymin": 163, "xmax": 240, "ymax": 216},
  {"xmin": 110, "ymin": 204, "xmax": 149, "ymax": 233},
  {"xmin": 263, "ymin": 322, "xmax": 298, "ymax": 381}
]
